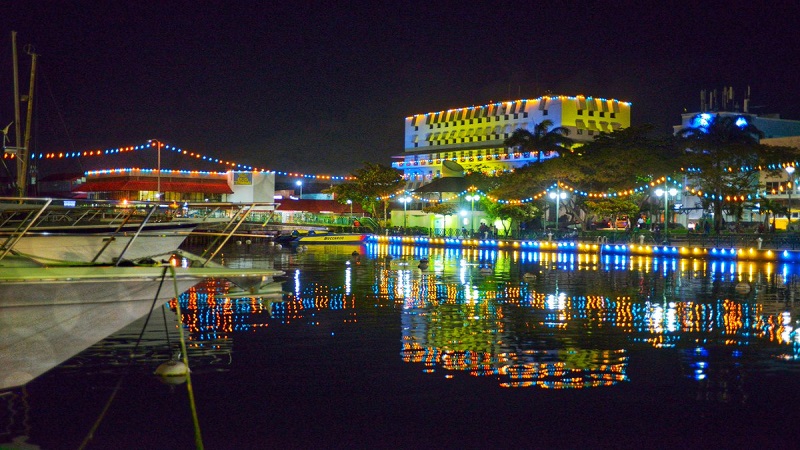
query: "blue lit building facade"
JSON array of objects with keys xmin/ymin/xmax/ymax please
[{"xmin": 675, "ymin": 109, "xmax": 800, "ymax": 229}]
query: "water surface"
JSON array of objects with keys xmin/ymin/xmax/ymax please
[{"xmin": 4, "ymin": 242, "xmax": 800, "ymax": 448}]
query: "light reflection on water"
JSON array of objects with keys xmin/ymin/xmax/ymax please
[
  {"xmin": 184, "ymin": 242, "xmax": 800, "ymax": 392},
  {"xmin": 9, "ymin": 242, "xmax": 800, "ymax": 447}
]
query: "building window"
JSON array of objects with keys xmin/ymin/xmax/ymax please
[
  {"xmin": 577, "ymin": 129, "xmax": 583, "ymax": 135},
  {"xmin": 543, "ymin": 110, "xmax": 548, "ymax": 116},
  {"xmin": 588, "ymin": 130, "xmax": 594, "ymax": 135},
  {"xmin": 610, "ymin": 113, "xmax": 616, "ymax": 118},
  {"xmin": 588, "ymin": 111, "xmax": 594, "ymax": 116},
  {"xmin": 577, "ymin": 110, "xmax": 583, "ymax": 115},
  {"xmin": 599, "ymin": 112, "xmax": 605, "ymax": 117}
]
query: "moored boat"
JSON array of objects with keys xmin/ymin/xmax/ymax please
[
  {"xmin": 297, "ymin": 233, "xmax": 369, "ymax": 244},
  {"xmin": 0, "ymin": 260, "xmax": 284, "ymax": 390}
]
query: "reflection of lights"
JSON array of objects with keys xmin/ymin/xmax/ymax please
[
  {"xmin": 545, "ymin": 292, "xmax": 567, "ymax": 310},
  {"xmin": 345, "ymin": 266, "xmax": 351, "ymax": 296},
  {"xmin": 294, "ymin": 269, "xmax": 301, "ymax": 296}
]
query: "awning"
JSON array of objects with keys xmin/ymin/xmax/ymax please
[{"xmin": 74, "ymin": 178, "xmax": 233, "ymax": 194}]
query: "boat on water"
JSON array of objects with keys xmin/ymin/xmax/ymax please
[
  {"xmin": 0, "ymin": 198, "xmax": 286, "ymax": 390},
  {"xmin": 0, "ymin": 255, "xmax": 285, "ymax": 391},
  {"xmin": 0, "ymin": 197, "xmax": 280, "ymax": 265},
  {"xmin": 275, "ymin": 229, "xmax": 369, "ymax": 245},
  {"xmin": 297, "ymin": 233, "xmax": 369, "ymax": 244},
  {"xmin": 0, "ymin": 197, "xmax": 205, "ymax": 265}
]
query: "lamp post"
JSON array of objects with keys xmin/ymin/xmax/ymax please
[
  {"xmin": 296, "ymin": 180, "xmax": 303, "ymax": 199},
  {"xmin": 548, "ymin": 189, "xmax": 567, "ymax": 230},
  {"xmin": 149, "ymin": 139, "xmax": 162, "ymax": 201},
  {"xmin": 346, "ymin": 199, "xmax": 353, "ymax": 217},
  {"xmin": 786, "ymin": 166, "xmax": 795, "ymax": 228},
  {"xmin": 399, "ymin": 196, "xmax": 411, "ymax": 229},
  {"xmin": 655, "ymin": 184, "xmax": 678, "ymax": 242},
  {"xmin": 465, "ymin": 194, "xmax": 480, "ymax": 234}
]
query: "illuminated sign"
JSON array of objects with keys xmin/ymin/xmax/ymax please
[{"xmin": 234, "ymin": 173, "xmax": 252, "ymax": 185}]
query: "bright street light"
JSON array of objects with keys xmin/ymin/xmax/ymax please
[
  {"xmin": 399, "ymin": 196, "xmax": 411, "ymax": 228},
  {"xmin": 548, "ymin": 189, "xmax": 567, "ymax": 229},
  {"xmin": 786, "ymin": 166, "xmax": 795, "ymax": 228},
  {"xmin": 465, "ymin": 194, "xmax": 480, "ymax": 234},
  {"xmin": 655, "ymin": 185, "xmax": 678, "ymax": 242},
  {"xmin": 296, "ymin": 180, "xmax": 303, "ymax": 199},
  {"xmin": 346, "ymin": 199, "xmax": 353, "ymax": 217}
]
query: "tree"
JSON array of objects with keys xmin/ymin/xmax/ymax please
[
  {"xmin": 504, "ymin": 120, "xmax": 574, "ymax": 163},
  {"xmin": 483, "ymin": 201, "xmax": 539, "ymax": 237},
  {"xmin": 560, "ymin": 124, "xmax": 679, "ymax": 190},
  {"xmin": 675, "ymin": 115, "xmax": 798, "ymax": 233},
  {"xmin": 584, "ymin": 197, "xmax": 641, "ymax": 230},
  {"xmin": 753, "ymin": 198, "xmax": 787, "ymax": 232},
  {"xmin": 326, "ymin": 162, "xmax": 404, "ymax": 222}
]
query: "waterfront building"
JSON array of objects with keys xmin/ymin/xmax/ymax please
[
  {"xmin": 674, "ymin": 89, "xmax": 800, "ymax": 230},
  {"xmin": 394, "ymin": 95, "xmax": 632, "ymax": 190},
  {"xmin": 72, "ymin": 169, "xmax": 275, "ymax": 203}
]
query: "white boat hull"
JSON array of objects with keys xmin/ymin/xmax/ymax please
[
  {"xmin": 0, "ymin": 265, "xmax": 284, "ymax": 390},
  {"xmin": 8, "ymin": 225, "xmax": 196, "ymax": 265}
]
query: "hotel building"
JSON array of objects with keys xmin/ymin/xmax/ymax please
[{"xmin": 394, "ymin": 95, "xmax": 632, "ymax": 190}]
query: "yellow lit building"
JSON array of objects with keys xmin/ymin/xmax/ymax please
[{"xmin": 395, "ymin": 95, "xmax": 631, "ymax": 189}]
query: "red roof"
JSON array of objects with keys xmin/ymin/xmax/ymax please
[{"xmin": 74, "ymin": 177, "xmax": 233, "ymax": 194}]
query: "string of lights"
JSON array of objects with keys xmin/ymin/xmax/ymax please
[
  {"xmin": 17, "ymin": 140, "xmax": 357, "ymax": 181},
  {"xmin": 5, "ymin": 139, "xmax": 795, "ymax": 201}
]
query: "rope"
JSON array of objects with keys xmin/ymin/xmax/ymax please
[
  {"xmin": 79, "ymin": 266, "xmax": 170, "ymax": 449},
  {"xmin": 170, "ymin": 265, "xmax": 204, "ymax": 449}
]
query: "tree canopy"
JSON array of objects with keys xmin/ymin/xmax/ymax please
[{"xmin": 676, "ymin": 114, "xmax": 799, "ymax": 232}]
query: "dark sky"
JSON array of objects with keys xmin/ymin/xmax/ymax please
[{"xmin": 3, "ymin": 1, "xmax": 799, "ymax": 177}]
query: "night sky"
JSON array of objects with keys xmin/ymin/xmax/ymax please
[{"xmin": 3, "ymin": 1, "xmax": 799, "ymax": 177}]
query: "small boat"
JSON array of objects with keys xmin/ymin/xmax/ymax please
[{"xmin": 297, "ymin": 233, "xmax": 368, "ymax": 244}]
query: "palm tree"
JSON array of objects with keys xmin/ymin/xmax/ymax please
[
  {"xmin": 676, "ymin": 115, "xmax": 765, "ymax": 233},
  {"xmin": 504, "ymin": 120, "xmax": 574, "ymax": 163},
  {"xmin": 755, "ymin": 198, "xmax": 787, "ymax": 232}
]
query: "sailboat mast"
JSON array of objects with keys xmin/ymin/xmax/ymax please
[
  {"xmin": 20, "ymin": 47, "xmax": 37, "ymax": 196},
  {"xmin": 9, "ymin": 32, "xmax": 37, "ymax": 197},
  {"xmin": 11, "ymin": 32, "xmax": 23, "ymax": 196}
]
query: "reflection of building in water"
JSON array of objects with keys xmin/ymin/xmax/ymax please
[
  {"xmin": 400, "ymin": 280, "xmax": 629, "ymax": 389},
  {"xmin": 177, "ymin": 279, "xmax": 358, "ymax": 339},
  {"xmin": 177, "ymin": 248, "xmax": 800, "ymax": 396},
  {"xmin": 397, "ymin": 265, "xmax": 798, "ymax": 392}
]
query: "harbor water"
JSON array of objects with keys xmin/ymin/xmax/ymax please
[{"xmin": 3, "ymin": 241, "xmax": 800, "ymax": 448}]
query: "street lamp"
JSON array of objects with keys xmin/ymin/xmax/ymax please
[
  {"xmin": 655, "ymin": 185, "xmax": 678, "ymax": 242},
  {"xmin": 296, "ymin": 180, "xmax": 303, "ymax": 199},
  {"xmin": 786, "ymin": 166, "xmax": 795, "ymax": 228},
  {"xmin": 548, "ymin": 189, "xmax": 567, "ymax": 229},
  {"xmin": 346, "ymin": 199, "xmax": 353, "ymax": 217},
  {"xmin": 399, "ymin": 196, "xmax": 411, "ymax": 229},
  {"xmin": 465, "ymin": 194, "xmax": 480, "ymax": 234},
  {"xmin": 149, "ymin": 139, "xmax": 162, "ymax": 201}
]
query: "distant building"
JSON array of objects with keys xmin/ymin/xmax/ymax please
[
  {"xmin": 71, "ymin": 169, "xmax": 275, "ymax": 203},
  {"xmin": 673, "ymin": 88, "xmax": 800, "ymax": 229},
  {"xmin": 395, "ymin": 95, "xmax": 632, "ymax": 190}
]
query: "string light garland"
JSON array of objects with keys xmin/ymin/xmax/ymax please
[
  {"xmin": 15, "ymin": 139, "xmax": 796, "ymax": 202},
  {"xmin": 29, "ymin": 140, "xmax": 356, "ymax": 180}
]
